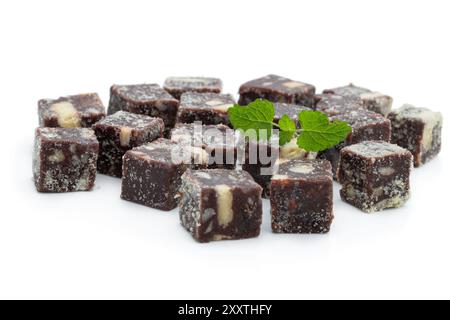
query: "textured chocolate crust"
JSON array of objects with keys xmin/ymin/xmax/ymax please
[
  {"xmin": 107, "ymin": 84, "xmax": 179, "ymax": 130},
  {"xmin": 170, "ymin": 123, "xmax": 238, "ymax": 169},
  {"xmin": 273, "ymin": 103, "xmax": 311, "ymax": 126},
  {"xmin": 163, "ymin": 77, "xmax": 222, "ymax": 100},
  {"xmin": 388, "ymin": 104, "xmax": 443, "ymax": 167},
  {"xmin": 323, "ymin": 83, "xmax": 393, "ymax": 116},
  {"xmin": 176, "ymin": 92, "xmax": 235, "ymax": 126},
  {"xmin": 33, "ymin": 128, "xmax": 99, "ymax": 192},
  {"xmin": 179, "ymin": 169, "xmax": 263, "ymax": 243},
  {"xmin": 121, "ymin": 139, "xmax": 208, "ymax": 211},
  {"xmin": 337, "ymin": 141, "xmax": 413, "ymax": 213},
  {"xmin": 315, "ymin": 93, "xmax": 365, "ymax": 116},
  {"xmin": 92, "ymin": 111, "xmax": 164, "ymax": 177},
  {"xmin": 318, "ymin": 109, "xmax": 392, "ymax": 177},
  {"xmin": 38, "ymin": 93, "xmax": 105, "ymax": 128},
  {"xmin": 270, "ymin": 159, "xmax": 333, "ymax": 233},
  {"xmin": 238, "ymin": 74, "xmax": 316, "ymax": 107}
]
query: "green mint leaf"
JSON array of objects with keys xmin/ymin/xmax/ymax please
[
  {"xmin": 278, "ymin": 114, "xmax": 296, "ymax": 146},
  {"xmin": 228, "ymin": 99, "xmax": 275, "ymax": 140},
  {"xmin": 297, "ymin": 110, "xmax": 352, "ymax": 152}
]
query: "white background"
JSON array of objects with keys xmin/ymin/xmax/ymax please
[{"xmin": 0, "ymin": 0, "xmax": 449, "ymax": 300}]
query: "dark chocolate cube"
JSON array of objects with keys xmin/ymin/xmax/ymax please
[
  {"xmin": 337, "ymin": 141, "xmax": 413, "ymax": 213},
  {"xmin": 238, "ymin": 74, "xmax": 316, "ymax": 107},
  {"xmin": 170, "ymin": 123, "xmax": 239, "ymax": 169},
  {"xmin": 176, "ymin": 92, "xmax": 235, "ymax": 126},
  {"xmin": 33, "ymin": 128, "xmax": 99, "ymax": 192},
  {"xmin": 388, "ymin": 104, "xmax": 443, "ymax": 167},
  {"xmin": 92, "ymin": 111, "xmax": 164, "ymax": 177},
  {"xmin": 163, "ymin": 77, "xmax": 222, "ymax": 100},
  {"xmin": 38, "ymin": 93, "xmax": 105, "ymax": 128},
  {"xmin": 318, "ymin": 109, "xmax": 391, "ymax": 177},
  {"xmin": 108, "ymin": 84, "xmax": 179, "ymax": 131},
  {"xmin": 332, "ymin": 110, "xmax": 391, "ymax": 144},
  {"xmin": 315, "ymin": 93, "xmax": 365, "ymax": 116},
  {"xmin": 121, "ymin": 139, "xmax": 208, "ymax": 211},
  {"xmin": 270, "ymin": 159, "xmax": 333, "ymax": 233},
  {"xmin": 179, "ymin": 169, "xmax": 263, "ymax": 243},
  {"xmin": 323, "ymin": 83, "xmax": 393, "ymax": 116}
]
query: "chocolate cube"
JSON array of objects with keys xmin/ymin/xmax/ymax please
[
  {"xmin": 92, "ymin": 111, "xmax": 164, "ymax": 177},
  {"xmin": 388, "ymin": 104, "xmax": 443, "ymax": 167},
  {"xmin": 315, "ymin": 93, "xmax": 365, "ymax": 116},
  {"xmin": 179, "ymin": 169, "xmax": 263, "ymax": 242},
  {"xmin": 170, "ymin": 123, "xmax": 239, "ymax": 169},
  {"xmin": 163, "ymin": 76, "xmax": 222, "ymax": 100},
  {"xmin": 108, "ymin": 84, "xmax": 179, "ymax": 132},
  {"xmin": 238, "ymin": 74, "xmax": 316, "ymax": 108},
  {"xmin": 270, "ymin": 159, "xmax": 333, "ymax": 233},
  {"xmin": 337, "ymin": 141, "xmax": 413, "ymax": 213},
  {"xmin": 318, "ymin": 109, "xmax": 391, "ymax": 176},
  {"xmin": 121, "ymin": 139, "xmax": 208, "ymax": 211},
  {"xmin": 176, "ymin": 92, "xmax": 235, "ymax": 126},
  {"xmin": 323, "ymin": 83, "xmax": 393, "ymax": 116},
  {"xmin": 332, "ymin": 110, "xmax": 391, "ymax": 144},
  {"xmin": 33, "ymin": 128, "xmax": 99, "ymax": 192},
  {"xmin": 38, "ymin": 93, "xmax": 105, "ymax": 128}
]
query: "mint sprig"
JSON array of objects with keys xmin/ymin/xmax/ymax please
[
  {"xmin": 228, "ymin": 99, "xmax": 352, "ymax": 152},
  {"xmin": 228, "ymin": 99, "xmax": 274, "ymax": 140}
]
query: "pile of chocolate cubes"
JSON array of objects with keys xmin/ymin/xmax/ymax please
[{"xmin": 33, "ymin": 75, "xmax": 443, "ymax": 242}]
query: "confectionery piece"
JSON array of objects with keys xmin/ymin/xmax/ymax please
[
  {"xmin": 170, "ymin": 123, "xmax": 239, "ymax": 169},
  {"xmin": 270, "ymin": 159, "xmax": 333, "ymax": 233},
  {"xmin": 92, "ymin": 111, "xmax": 164, "ymax": 177},
  {"xmin": 318, "ymin": 109, "xmax": 391, "ymax": 176},
  {"xmin": 121, "ymin": 139, "xmax": 208, "ymax": 211},
  {"xmin": 273, "ymin": 102, "xmax": 311, "ymax": 126},
  {"xmin": 179, "ymin": 169, "xmax": 263, "ymax": 243},
  {"xmin": 33, "ymin": 127, "xmax": 99, "ymax": 192},
  {"xmin": 315, "ymin": 93, "xmax": 364, "ymax": 116},
  {"xmin": 170, "ymin": 123, "xmax": 229, "ymax": 147},
  {"xmin": 388, "ymin": 104, "xmax": 443, "ymax": 167},
  {"xmin": 238, "ymin": 74, "xmax": 316, "ymax": 107},
  {"xmin": 337, "ymin": 141, "xmax": 413, "ymax": 213},
  {"xmin": 176, "ymin": 92, "xmax": 235, "ymax": 126},
  {"xmin": 323, "ymin": 83, "xmax": 393, "ymax": 116},
  {"xmin": 163, "ymin": 77, "xmax": 222, "ymax": 100},
  {"xmin": 331, "ymin": 110, "xmax": 391, "ymax": 145},
  {"xmin": 38, "ymin": 93, "xmax": 105, "ymax": 128},
  {"xmin": 107, "ymin": 84, "xmax": 179, "ymax": 131}
]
